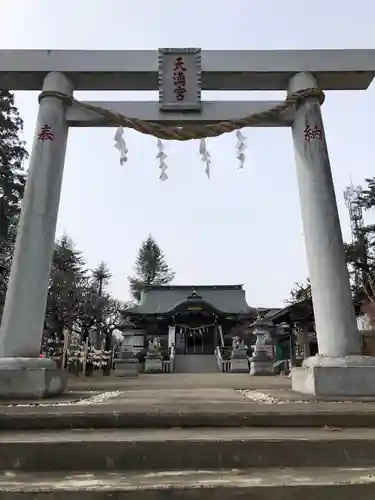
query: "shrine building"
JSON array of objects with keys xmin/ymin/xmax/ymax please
[{"xmin": 125, "ymin": 285, "xmax": 257, "ymax": 354}]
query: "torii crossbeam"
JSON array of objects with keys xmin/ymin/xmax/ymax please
[{"xmin": 1, "ymin": 48, "xmax": 375, "ymax": 399}]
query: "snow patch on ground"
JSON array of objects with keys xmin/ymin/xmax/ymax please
[
  {"xmin": 236, "ymin": 389, "xmax": 360, "ymax": 404},
  {"xmin": 237, "ymin": 389, "xmax": 284, "ymax": 404},
  {"xmin": 6, "ymin": 390, "xmax": 122, "ymax": 408}
]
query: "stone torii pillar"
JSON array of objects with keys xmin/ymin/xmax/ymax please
[
  {"xmin": 1, "ymin": 49, "xmax": 375, "ymax": 399},
  {"xmin": 289, "ymin": 72, "xmax": 375, "ymax": 396},
  {"xmin": 0, "ymin": 72, "xmax": 72, "ymax": 398}
]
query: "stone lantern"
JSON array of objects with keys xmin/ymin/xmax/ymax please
[
  {"xmin": 250, "ymin": 315, "xmax": 274, "ymax": 376},
  {"xmin": 230, "ymin": 339, "xmax": 249, "ymax": 373}
]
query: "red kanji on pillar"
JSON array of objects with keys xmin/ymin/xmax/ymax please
[
  {"xmin": 304, "ymin": 124, "xmax": 322, "ymax": 142},
  {"xmin": 37, "ymin": 124, "xmax": 55, "ymax": 141}
]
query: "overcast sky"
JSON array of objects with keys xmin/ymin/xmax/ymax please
[{"xmin": 1, "ymin": 0, "xmax": 375, "ymax": 308}]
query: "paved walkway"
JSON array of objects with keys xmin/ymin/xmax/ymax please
[
  {"xmin": 1, "ymin": 374, "xmax": 375, "ymax": 433},
  {"xmin": 3, "ymin": 374, "xmax": 375, "ymax": 408},
  {"xmin": 174, "ymin": 354, "xmax": 218, "ymax": 373},
  {"xmin": 67, "ymin": 373, "xmax": 291, "ymax": 391}
]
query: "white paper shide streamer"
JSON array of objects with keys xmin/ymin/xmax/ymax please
[
  {"xmin": 156, "ymin": 139, "xmax": 168, "ymax": 181},
  {"xmin": 114, "ymin": 127, "xmax": 128, "ymax": 165},
  {"xmin": 199, "ymin": 139, "xmax": 212, "ymax": 179},
  {"xmin": 113, "ymin": 126, "xmax": 247, "ymax": 179},
  {"xmin": 236, "ymin": 130, "xmax": 246, "ymax": 170}
]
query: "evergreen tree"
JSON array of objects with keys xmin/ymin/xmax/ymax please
[
  {"xmin": 128, "ymin": 235, "xmax": 175, "ymax": 301},
  {"xmin": 286, "ymin": 278, "xmax": 312, "ymax": 305},
  {"xmin": 345, "ymin": 229, "xmax": 373, "ymax": 295},
  {"xmin": 45, "ymin": 244, "xmax": 124, "ymax": 350},
  {"xmin": 0, "ymin": 90, "xmax": 28, "ymax": 241},
  {"xmin": 0, "ymin": 91, "xmax": 28, "ymax": 317},
  {"xmin": 358, "ymin": 177, "xmax": 375, "ymax": 209},
  {"xmin": 0, "ymin": 90, "xmax": 28, "ymax": 319},
  {"xmin": 44, "ymin": 234, "xmax": 87, "ymax": 341},
  {"xmin": 92, "ymin": 261, "xmax": 112, "ymax": 297},
  {"xmin": 87, "ymin": 262, "xmax": 113, "ymax": 346}
]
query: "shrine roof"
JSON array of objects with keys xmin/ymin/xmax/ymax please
[
  {"xmin": 269, "ymin": 300, "xmax": 314, "ymax": 324},
  {"xmin": 1, "ymin": 49, "xmax": 375, "ymax": 90},
  {"xmin": 259, "ymin": 308, "xmax": 283, "ymax": 320},
  {"xmin": 131, "ymin": 285, "xmax": 256, "ymax": 316}
]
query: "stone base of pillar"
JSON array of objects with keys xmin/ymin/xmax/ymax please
[
  {"xmin": 144, "ymin": 355, "xmax": 163, "ymax": 373},
  {"xmin": 292, "ymin": 355, "xmax": 375, "ymax": 396},
  {"xmin": 230, "ymin": 357, "xmax": 249, "ymax": 373},
  {"xmin": 115, "ymin": 359, "xmax": 139, "ymax": 377},
  {"xmin": 250, "ymin": 359, "xmax": 274, "ymax": 376},
  {"xmin": 0, "ymin": 357, "xmax": 67, "ymax": 399}
]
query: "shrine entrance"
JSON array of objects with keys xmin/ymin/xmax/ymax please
[
  {"xmin": 183, "ymin": 326, "xmax": 215, "ymax": 355},
  {"xmin": 174, "ymin": 320, "xmax": 217, "ymax": 355},
  {"xmin": 171, "ymin": 288, "xmax": 219, "ymax": 355},
  {"xmin": 0, "ymin": 47, "xmax": 373, "ymax": 398},
  {"xmin": 186, "ymin": 332, "xmax": 203, "ymax": 354}
]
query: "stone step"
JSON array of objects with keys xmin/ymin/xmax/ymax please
[
  {"xmin": 174, "ymin": 354, "xmax": 218, "ymax": 373},
  {"xmin": 3, "ymin": 406, "xmax": 375, "ymax": 430},
  {"xmin": 0, "ymin": 468, "xmax": 375, "ymax": 499},
  {"xmin": 2, "ymin": 428, "xmax": 375, "ymax": 472}
]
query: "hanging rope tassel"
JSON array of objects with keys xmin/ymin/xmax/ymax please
[
  {"xmin": 236, "ymin": 130, "xmax": 246, "ymax": 170},
  {"xmin": 199, "ymin": 138, "xmax": 212, "ymax": 179},
  {"xmin": 156, "ymin": 139, "xmax": 168, "ymax": 181},
  {"xmin": 114, "ymin": 127, "xmax": 128, "ymax": 165}
]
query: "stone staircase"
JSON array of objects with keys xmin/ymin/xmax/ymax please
[
  {"xmin": 174, "ymin": 354, "xmax": 218, "ymax": 373},
  {"xmin": 2, "ymin": 375, "xmax": 375, "ymax": 497},
  {"xmin": 1, "ymin": 424, "xmax": 375, "ymax": 497}
]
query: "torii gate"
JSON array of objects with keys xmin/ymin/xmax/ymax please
[{"xmin": 0, "ymin": 48, "xmax": 374, "ymax": 399}]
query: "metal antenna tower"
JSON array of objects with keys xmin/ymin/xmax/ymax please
[
  {"xmin": 344, "ymin": 182, "xmax": 364, "ymax": 242},
  {"xmin": 344, "ymin": 181, "xmax": 365, "ymax": 289}
]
